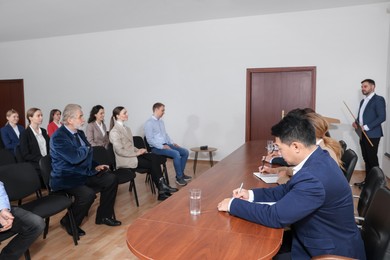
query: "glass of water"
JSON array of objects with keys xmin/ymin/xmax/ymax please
[{"xmin": 189, "ymin": 189, "xmax": 201, "ymax": 215}]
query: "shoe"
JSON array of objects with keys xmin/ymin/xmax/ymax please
[
  {"xmin": 158, "ymin": 192, "xmax": 170, "ymax": 201},
  {"xmin": 96, "ymin": 217, "xmax": 122, "ymax": 226},
  {"xmin": 175, "ymin": 178, "xmax": 187, "ymax": 186},
  {"xmin": 158, "ymin": 177, "xmax": 178, "ymax": 193},
  {"xmin": 60, "ymin": 219, "xmax": 85, "ymax": 236},
  {"xmin": 354, "ymin": 181, "xmax": 366, "ymax": 188},
  {"xmin": 183, "ymin": 174, "xmax": 192, "ymax": 181}
]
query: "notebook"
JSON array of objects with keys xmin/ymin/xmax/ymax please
[{"xmin": 253, "ymin": 172, "xmax": 278, "ymax": 184}]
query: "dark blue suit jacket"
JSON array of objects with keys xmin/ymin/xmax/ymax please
[
  {"xmin": 49, "ymin": 125, "xmax": 98, "ymax": 191},
  {"xmin": 230, "ymin": 147, "xmax": 366, "ymax": 259},
  {"xmin": 357, "ymin": 93, "xmax": 386, "ymax": 138},
  {"xmin": 0, "ymin": 124, "xmax": 25, "ymax": 154}
]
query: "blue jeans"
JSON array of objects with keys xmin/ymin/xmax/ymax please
[{"xmin": 152, "ymin": 144, "xmax": 189, "ymax": 179}]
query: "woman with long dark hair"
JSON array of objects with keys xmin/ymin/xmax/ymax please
[{"xmin": 86, "ymin": 105, "xmax": 109, "ymax": 148}]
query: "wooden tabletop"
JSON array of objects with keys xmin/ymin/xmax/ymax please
[{"xmin": 126, "ymin": 140, "xmax": 283, "ymax": 259}]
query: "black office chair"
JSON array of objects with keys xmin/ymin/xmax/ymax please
[
  {"xmin": 14, "ymin": 144, "xmax": 25, "ymax": 163},
  {"xmin": 313, "ymin": 187, "xmax": 390, "ymax": 260},
  {"xmin": 340, "ymin": 149, "xmax": 358, "ymax": 183},
  {"xmin": 143, "ymin": 136, "xmax": 171, "ymax": 185},
  {"xmin": 338, "ymin": 140, "xmax": 347, "ymax": 155},
  {"xmin": 133, "ymin": 136, "xmax": 161, "ymax": 194},
  {"xmin": 0, "ymin": 162, "xmax": 79, "ymax": 246},
  {"xmin": 105, "ymin": 144, "xmax": 139, "ymax": 207},
  {"xmin": 361, "ymin": 186, "xmax": 390, "ymax": 260},
  {"xmin": 0, "ymin": 148, "xmax": 16, "ymax": 166},
  {"xmin": 354, "ymin": 167, "xmax": 386, "ymax": 223}
]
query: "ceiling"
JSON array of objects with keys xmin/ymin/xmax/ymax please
[{"xmin": 0, "ymin": 0, "xmax": 388, "ymax": 43}]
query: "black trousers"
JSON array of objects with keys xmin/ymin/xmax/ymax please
[
  {"xmin": 359, "ymin": 137, "xmax": 380, "ymax": 179},
  {"xmin": 63, "ymin": 172, "xmax": 118, "ymax": 226},
  {"xmin": 137, "ymin": 153, "xmax": 164, "ymax": 186},
  {"xmin": 0, "ymin": 207, "xmax": 45, "ymax": 260}
]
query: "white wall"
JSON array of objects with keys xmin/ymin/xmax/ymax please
[{"xmin": 0, "ymin": 3, "xmax": 389, "ymax": 174}]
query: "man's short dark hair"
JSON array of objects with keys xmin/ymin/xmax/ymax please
[
  {"xmin": 152, "ymin": 102, "xmax": 164, "ymax": 112},
  {"xmin": 361, "ymin": 79, "xmax": 375, "ymax": 86},
  {"xmin": 271, "ymin": 114, "xmax": 316, "ymax": 147}
]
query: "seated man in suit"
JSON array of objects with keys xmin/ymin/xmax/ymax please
[
  {"xmin": 217, "ymin": 113, "xmax": 366, "ymax": 259},
  {"xmin": 50, "ymin": 104, "xmax": 121, "ymax": 238},
  {"xmin": 0, "ymin": 181, "xmax": 45, "ymax": 259}
]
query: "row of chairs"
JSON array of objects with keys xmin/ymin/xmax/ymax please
[{"xmin": 0, "ymin": 161, "xmax": 79, "ymax": 260}]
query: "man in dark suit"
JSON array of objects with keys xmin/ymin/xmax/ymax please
[
  {"xmin": 50, "ymin": 104, "xmax": 121, "ymax": 238},
  {"xmin": 218, "ymin": 114, "xmax": 366, "ymax": 259},
  {"xmin": 353, "ymin": 79, "xmax": 386, "ymax": 187}
]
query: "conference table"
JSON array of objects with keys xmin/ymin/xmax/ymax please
[{"xmin": 126, "ymin": 140, "xmax": 283, "ymax": 259}]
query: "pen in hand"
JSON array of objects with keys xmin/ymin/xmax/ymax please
[
  {"xmin": 260, "ymin": 157, "xmax": 265, "ymax": 171},
  {"xmin": 238, "ymin": 182, "xmax": 243, "ymax": 194}
]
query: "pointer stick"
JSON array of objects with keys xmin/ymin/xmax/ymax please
[{"xmin": 343, "ymin": 101, "xmax": 374, "ymax": 147}]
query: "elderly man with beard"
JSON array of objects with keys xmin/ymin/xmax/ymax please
[{"xmin": 50, "ymin": 104, "xmax": 121, "ymax": 238}]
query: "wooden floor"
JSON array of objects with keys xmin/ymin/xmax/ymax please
[{"xmin": 0, "ymin": 161, "xmax": 384, "ymax": 260}]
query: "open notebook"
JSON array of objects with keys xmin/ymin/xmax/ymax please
[{"xmin": 253, "ymin": 172, "xmax": 278, "ymax": 184}]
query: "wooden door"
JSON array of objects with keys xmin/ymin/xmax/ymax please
[
  {"xmin": 246, "ymin": 67, "xmax": 316, "ymax": 141},
  {"xmin": 0, "ymin": 79, "xmax": 25, "ymax": 127}
]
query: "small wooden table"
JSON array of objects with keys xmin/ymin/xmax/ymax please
[
  {"xmin": 190, "ymin": 147, "xmax": 217, "ymax": 174},
  {"xmin": 126, "ymin": 140, "xmax": 283, "ymax": 259}
]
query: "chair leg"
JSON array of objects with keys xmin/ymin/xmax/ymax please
[
  {"xmin": 146, "ymin": 173, "xmax": 156, "ymax": 194},
  {"xmin": 24, "ymin": 249, "xmax": 31, "ymax": 260},
  {"xmin": 67, "ymin": 208, "xmax": 79, "ymax": 245},
  {"xmin": 130, "ymin": 180, "xmax": 139, "ymax": 207},
  {"xmin": 163, "ymin": 163, "xmax": 169, "ymax": 185},
  {"xmin": 43, "ymin": 217, "xmax": 50, "ymax": 239}
]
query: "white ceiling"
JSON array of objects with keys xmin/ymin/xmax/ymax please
[{"xmin": 0, "ymin": 0, "xmax": 389, "ymax": 43}]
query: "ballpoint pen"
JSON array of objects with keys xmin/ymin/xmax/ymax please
[
  {"xmin": 238, "ymin": 182, "xmax": 243, "ymax": 194},
  {"xmin": 260, "ymin": 157, "xmax": 265, "ymax": 171}
]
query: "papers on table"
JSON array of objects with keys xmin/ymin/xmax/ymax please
[{"xmin": 253, "ymin": 172, "xmax": 278, "ymax": 184}]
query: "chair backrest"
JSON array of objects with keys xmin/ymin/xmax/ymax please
[
  {"xmin": 14, "ymin": 144, "xmax": 25, "ymax": 163},
  {"xmin": 0, "ymin": 148, "xmax": 16, "ymax": 166},
  {"xmin": 0, "ymin": 163, "xmax": 41, "ymax": 201},
  {"xmin": 340, "ymin": 149, "xmax": 358, "ymax": 182},
  {"xmin": 92, "ymin": 146, "xmax": 112, "ymax": 166},
  {"xmin": 361, "ymin": 187, "xmax": 390, "ymax": 260},
  {"xmin": 339, "ymin": 140, "xmax": 347, "ymax": 154},
  {"xmin": 143, "ymin": 136, "xmax": 152, "ymax": 152},
  {"xmin": 133, "ymin": 136, "xmax": 146, "ymax": 149},
  {"xmin": 39, "ymin": 155, "xmax": 52, "ymax": 189},
  {"xmin": 357, "ymin": 166, "xmax": 386, "ymax": 218},
  {"xmin": 106, "ymin": 143, "xmax": 118, "ymax": 170}
]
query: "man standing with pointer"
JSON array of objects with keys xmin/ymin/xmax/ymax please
[{"xmin": 352, "ymin": 79, "xmax": 386, "ymax": 188}]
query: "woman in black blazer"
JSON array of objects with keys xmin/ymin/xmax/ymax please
[{"xmin": 19, "ymin": 108, "xmax": 50, "ymax": 173}]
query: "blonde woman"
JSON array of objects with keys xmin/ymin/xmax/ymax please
[{"xmin": 1, "ymin": 109, "xmax": 25, "ymax": 154}]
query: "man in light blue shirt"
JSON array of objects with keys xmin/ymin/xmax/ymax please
[
  {"xmin": 144, "ymin": 102, "xmax": 191, "ymax": 186},
  {"xmin": 0, "ymin": 181, "xmax": 44, "ymax": 259}
]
